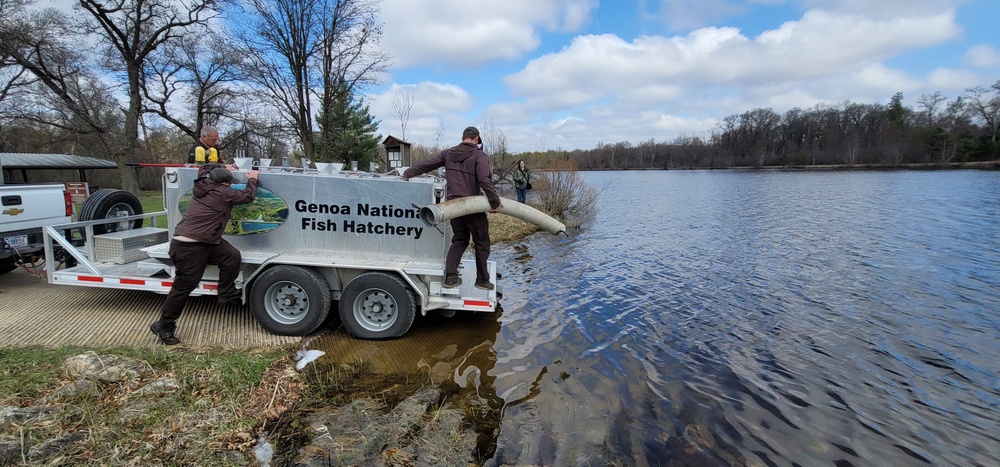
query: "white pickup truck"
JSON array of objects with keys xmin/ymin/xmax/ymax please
[
  {"xmin": 1, "ymin": 183, "xmax": 144, "ymax": 274},
  {"xmin": 0, "ymin": 183, "xmax": 74, "ymax": 274}
]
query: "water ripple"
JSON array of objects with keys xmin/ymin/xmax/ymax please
[{"xmin": 487, "ymin": 170, "xmax": 1000, "ymax": 466}]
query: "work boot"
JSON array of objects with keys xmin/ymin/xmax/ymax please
[
  {"xmin": 217, "ymin": 292, "xmax": 242, "ymax": 306},
  {"xmin": 150, "ymin": 321, "xmax": 180, "ymax": 345},
  {"xmin": 474, "ymin": 280, "xmax": 495, "ymax": 291},
  {"xmin": 443, "ymin": 273, "xmax": 462, "ymax": 288}
]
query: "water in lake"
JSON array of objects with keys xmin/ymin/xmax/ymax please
[{"xmin": 319, "ymin": 169, "xmax": 1000, "ymax": 466}]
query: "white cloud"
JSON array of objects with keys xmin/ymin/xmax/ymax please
[
  {"xmin": 926, "ymin": 67, "xmax": 982, "ymax": 90},
  {"xmin": 850, "ymin": 63, "xmax": 921, "ymax": 95},
  {"xmin": 379, "ymin": 0, "xmax": 597, "ymax": 69},
  {"xmin": 504, "ymin": 9, "xmax": 960, "ymax": 110},
  {"xmin": 375, "ymin": 2, "xmax": 985, "ymax": 152},
  {"xmin": 963, "ymin": 44, "xmax": 1000, "ymax": 68},
  {"xmin": 369, "ymin": 82, "xmax": 472, "ymax": 116},
  {"xmin": 367, "ymin": 82, "xmax": 475, "ymax": 143}
]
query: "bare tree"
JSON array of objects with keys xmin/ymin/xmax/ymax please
[
  {"xmin": 965, "ymin": 82, "xmax": 1000, "ymax": 144},
  {"xmin": 0, "ymin": 4, "xmax": 124, "ymax": 160},
  {"xmin": 390, "ymin": 87, "xmax": 413, "ymax": 140},
  {"xmin": 143, "ymin": 32, "xmax": 249, "ymax": 145},
  {"xmin": 238, "ymin": 0, "xmax": 387, "ymax": 161},
  {"xmin": 917, "ymin": 92, "xmax": 946, "ymax": 128},
  {"xmin": 316, "ymin": 0, "xmax": 388, "ymax": 162},
  {"xmin": 936, "ymin": 96, "xmax": 972, "ymax": 163},
  {"xmin": 236, "ymin": 0, "xmax": 316, "ymax": 160},
  {"xmin": 493, "ymin": 130, "xmax": 512, "ymax": 184},
  {"xmin": 432, "ymin": 119, "xmax": 445, "ymax": 151},
  {"xmin": 81, "ymin": 0, "xmax": 218, "ymax": 193},
  {"xmin": 0, "ymin": 50, "xmax": 37, "ymax": 107},
  {"xmin": 479, "ymin": 115, "xmax": 515, "ymax": 185},
  {"xmin": 1, "ymin": 0, "xmax": 218, "ymax": 193},
  {"xmin": 533, "ymin": 134, "xmax": 547, "ymax": 153}
]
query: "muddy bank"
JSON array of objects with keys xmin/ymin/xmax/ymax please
[{"xmin": 273, "ymin": 313, "xmax": 507, "ymax": 465}]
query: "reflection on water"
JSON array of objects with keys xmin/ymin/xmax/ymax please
[{"xmin": 318, "ymin": 170, "xmax": 1000, "ymax": 466}]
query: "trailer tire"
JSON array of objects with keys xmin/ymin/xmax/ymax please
[
  {"xmin": 339, "ymin": 272, "xmax": 415, "ymax": 340},
  {"xmin": 79, "ymin": 189, "xmax": 143, "ymax": 235},
  {"xmin": 250, "ymin": 265, "xmax": 330, "ymax": 336}
]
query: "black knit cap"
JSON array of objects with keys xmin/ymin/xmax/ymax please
[
  {"xmin": 209, "ymin": 167, "xmax": 234, "ymax": 184},
  {"xmin": 463, "ymin": 126, "xmax": 481, "ymax": 141}
]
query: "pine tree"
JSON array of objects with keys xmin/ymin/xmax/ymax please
[{"xmin": 316, "ymin": 83, "xmax": 381, "ymax": 168}]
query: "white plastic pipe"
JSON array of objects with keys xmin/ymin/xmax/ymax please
[{"xmin": 420, "ymin": 196, "xmax": 566, "ymax": 235}]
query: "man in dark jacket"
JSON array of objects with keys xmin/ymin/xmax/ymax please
[
  {"xmin": 402, "ymin": 126, "xmax": 502, "ymax": 290},
  {"xmin": 150, "ymin": 163, "xmax": 259, "ymax": 345}
]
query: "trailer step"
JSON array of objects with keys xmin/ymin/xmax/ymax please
[{"xmin": 136, "ymin": 258, "xmax": 169, "ymax": 276}]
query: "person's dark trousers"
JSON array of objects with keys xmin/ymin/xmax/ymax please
[
  {"xmin": 445, "ymin": 212, "xmax": 491, "ymax": 283},
  {"xmin": 516, "ymin": 187, "xmax": 527, "ymax": 203},
  {"xmin": 158, "ymin": 239, "xmax": 242, "ymax": 326}
]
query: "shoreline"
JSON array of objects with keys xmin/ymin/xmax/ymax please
[{"xmin": 571, "ymin": 159, "xmax": 1000, "ymax": 171}]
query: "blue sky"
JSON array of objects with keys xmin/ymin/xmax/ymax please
[{"xmin": 365, "ymin": 0, "xmax": 1000, "ymax": 153}]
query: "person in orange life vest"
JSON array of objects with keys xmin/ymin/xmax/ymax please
[{"xmin": 187, "ymin": 125, "xmax": 221, "ymax": 164}]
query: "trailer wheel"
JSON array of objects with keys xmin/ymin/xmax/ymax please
[
  {"xmin": 250, "ymin": 265, "xmax": 330, "ymax": 336},
  {"xmin": 339, "ymin": 272, "xmax": 415, "ymax": 339},
  {"xmin": 79, "ymin": 189, "xmax": 143, "ymax": 234}
]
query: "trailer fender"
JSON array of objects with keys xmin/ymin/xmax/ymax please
[{"xmin": 420, "ymin": 196, "xmax": 566, "ymax": 235}]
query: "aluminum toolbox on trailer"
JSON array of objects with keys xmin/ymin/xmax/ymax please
[{"xmin": 93, "ymin": 227, "xmax": 169, "ymax": 264}]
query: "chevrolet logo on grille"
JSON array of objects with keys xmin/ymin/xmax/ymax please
[{"xmin": 2, "ymin": 208, "xmax": 24, "ymax": 216}]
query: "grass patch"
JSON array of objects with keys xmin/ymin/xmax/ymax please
[
  {"xmin": 0, "ymin": 345, "xmax": 289, "ymax": 464},
  {"xmin": 488, "ymin": 211, "xmax": 540, "ymax": 243},
  {"xmin": 139, "ymin": 191, "xmax": 167, "ymax": 228},
  {"xmin": 0, "ymin": 347, "xmax": 83, "ymax": 404}
]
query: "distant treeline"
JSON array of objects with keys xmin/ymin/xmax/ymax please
[{"xmin": 519, "ymin": 86, "xmax": 1000, "ymax": 170}]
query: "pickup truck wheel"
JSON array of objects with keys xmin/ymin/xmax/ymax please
[
  {"xmin": 79, "ymin": 189, "xmax": 143, "ymax": 235},
  {"xmin": 250, "ymin": 265, "xmax": 330, "ymax": 336},
  {"xmin": 0, "ymin": 261, "xmax": 16, "ymax": 275},
  {"xmin": 339, "ymin": 272, "xmax": 415, "ymax": 339}
]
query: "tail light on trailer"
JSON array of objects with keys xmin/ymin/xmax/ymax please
[{"xmin": 63, "ymin": 190, "xmax": 73, "ymax": 216}]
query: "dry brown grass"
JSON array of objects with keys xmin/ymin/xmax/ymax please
[
  {"xmin": 0, "ymin": 346, "xmax": 288, "ymax": 465},
  {"xmin": 488, "ymin": 212, "xmax": 539, "ymax": 243}
]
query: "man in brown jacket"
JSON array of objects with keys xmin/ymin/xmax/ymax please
[
  {"xmin": 150, "ymin": 163, "xmax": 259, "ymax": 345},
  {"xmin": 402, "ymin": 126, "xmax": 502, "ymax": 290}
]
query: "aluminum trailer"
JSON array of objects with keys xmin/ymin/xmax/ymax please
[{"xmin": 42, "ymin": 165, "xmax": 500, "ymax": 339}]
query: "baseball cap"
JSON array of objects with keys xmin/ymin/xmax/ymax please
[{"xmin": 209, "ymin": 167, "xmax": 234, "ymax": 184}]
